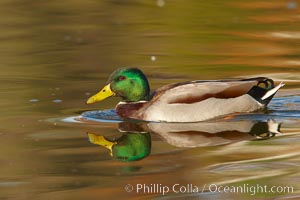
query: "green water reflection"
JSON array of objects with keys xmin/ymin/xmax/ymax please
[{"xmin": 88, "ymin": 131, "xmax": 151, "ymax": 162}]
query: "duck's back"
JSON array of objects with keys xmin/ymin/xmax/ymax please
[{"xmin": 139, "ymin": 78, "xmax": 281, "ymax": 122}]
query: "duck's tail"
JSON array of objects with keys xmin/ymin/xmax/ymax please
[
  {"xmin": 247, "ymin": 78, "xmax": 284, "ymax": 105},
  {"xmin": 261, "ymin": 82, "xmax": 285, "ymax": 100}
]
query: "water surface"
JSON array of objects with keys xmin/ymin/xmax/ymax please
[{"xmin": 0, "ymin": 1, "xmax": 300, "ymax": 199}]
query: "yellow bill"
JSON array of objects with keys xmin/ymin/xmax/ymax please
[
  {"xmin": 87, "ymin": 132, "xmax": 117, "ymax": 156},
  {"xmin": 86, "ymin": 84, "xmax": 115, "ymax": 104}
]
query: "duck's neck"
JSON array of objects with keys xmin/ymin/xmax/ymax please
[{"xmin": 116, "ymin": 101, "xmax": 147, "ymax": 118}]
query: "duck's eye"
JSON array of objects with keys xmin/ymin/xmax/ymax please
[{"xmin": 118, "ymin": 76, "xmax": 126, "ymax": 81}]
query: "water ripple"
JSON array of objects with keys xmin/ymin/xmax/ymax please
[{"xmin": 81, "ymin": 109, "xmax": 122, "ymax": 122}]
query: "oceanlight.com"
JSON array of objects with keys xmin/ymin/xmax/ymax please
[{"xmin": 124, "ymin": 183, "xmax": 294, "ymax": 196}]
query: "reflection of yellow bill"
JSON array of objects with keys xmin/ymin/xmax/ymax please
[
  {"xmin": 87, "ymin": 132, "xmax": 116, "ymax": 156},
  {"xmin": 86, "ymin": 84, "xmax": 115, "ymax": 104}
]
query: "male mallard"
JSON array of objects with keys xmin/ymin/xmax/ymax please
[{"xmin": 86, "ymin": 68, "xmax": 284, "ymax": 122}]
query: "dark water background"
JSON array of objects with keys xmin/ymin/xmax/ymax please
[{"xmin": 0, "ymin": 1, "xmax": 300, "ymax": 199}]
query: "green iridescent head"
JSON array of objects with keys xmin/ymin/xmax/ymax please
[{"xmin": 87, "ymin": 67, "xmax": 150, "ymax": 103}]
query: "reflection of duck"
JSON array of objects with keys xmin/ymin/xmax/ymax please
[
  {"xmin": 88, "ymin": 131, "xmax": 151, "ymax": 162},
  {"xmin": 87, "ymin": 120, "xmax": 281, "ymax": 161},
  {"xmin": 86, "ymin": 68, "xmax": 284, "ymax": 122},
  {"xmin": 145, "ymin": 120, "xmax": 281, "ymax": 147}
]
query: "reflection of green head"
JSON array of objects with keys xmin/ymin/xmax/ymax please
[
  {"xmin": 88, "ymin": 132, "xmax": 151, "ymax": 162},
  {"xmin": 113, "ymin": 132, "xmax": 151, "ymax": 161}
]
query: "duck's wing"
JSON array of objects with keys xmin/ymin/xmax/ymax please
[
  {"xmin": 141, "ymin": 77, "xmax": 283, "ymax": 122},
  {"xmin": 151, "ymin": 77, "xmax": 273, "ymax": 104}
]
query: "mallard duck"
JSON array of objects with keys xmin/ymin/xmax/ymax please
[{"xmin": 86, "ymin": 68, "xmax": 284, "ymax": 122}]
